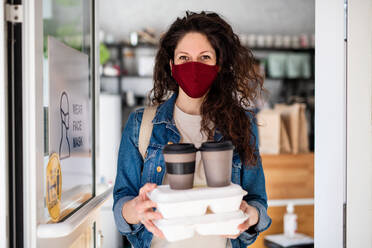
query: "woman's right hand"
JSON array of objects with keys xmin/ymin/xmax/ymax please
[{"xmin": 122, "ymin": 183, "xmax": 165, "ymax": 238}]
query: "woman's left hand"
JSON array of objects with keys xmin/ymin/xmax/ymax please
[{"xmin": 221, "ymin": 201, "xmax": 259, "ymax": 239}]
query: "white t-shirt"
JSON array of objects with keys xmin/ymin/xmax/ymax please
[{"xmin": 150, "ymin": 104, "xmax": 232, "ymax": 248}]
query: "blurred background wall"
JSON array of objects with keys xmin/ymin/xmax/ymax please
[{"xmin": 99, "ymin": 0, "xmax": 314, "ymax": 40}]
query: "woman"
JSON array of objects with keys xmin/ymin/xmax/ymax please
[{"xmin": 113, "ymin": 11, "xmax": 271, "ymax": 248}]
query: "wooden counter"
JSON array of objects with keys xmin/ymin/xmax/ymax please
[
  {"xmin": 262, "ymin": 153, "xmax": 314, "ymax": 200},
  {"xmin": 249, "ymin": 153, "xmax": 314, "ymax": 248}
]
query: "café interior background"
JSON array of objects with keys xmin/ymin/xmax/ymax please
[{"xmin": 92, "ymin": 0, "xmax": 315, "ymax": 247}]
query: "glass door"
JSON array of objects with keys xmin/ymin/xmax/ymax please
[
  {"xmin": 12, "ymin": 0, "xmax": 102, "ymax": 247},
  {"xmin": 42, "ymin": 0, "xmax": 95, "ymax": 224}
]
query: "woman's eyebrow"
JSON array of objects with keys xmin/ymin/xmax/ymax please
[
  {"xmin": 176, "ymin": 51, "xmax": 190, "ymax": 55},
  {"xmin": 199, "ymin": 50, "xmax": 214, "ymax": 55}
]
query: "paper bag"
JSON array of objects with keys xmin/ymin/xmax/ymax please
[
  {"xmin": 298, "ymin": 104, "xmax": 310, "ymax": 153},
  {"xmin": 274, "ymin": 103, "xmax": 309, "ymax": 154},
  {"xmin": 257, "ymin": 109, "xmax": 291, "ymax": 154}
]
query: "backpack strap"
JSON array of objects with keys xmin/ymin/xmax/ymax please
[{"xmin": 138, "ymin": 106, "xmax": 157, "ymax": 160}]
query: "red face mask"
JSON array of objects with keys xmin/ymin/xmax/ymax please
[{"xmin": 171, "ymin": 62, "xmax": 219, "ymax": 98}]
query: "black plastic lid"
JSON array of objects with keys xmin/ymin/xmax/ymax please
[
  {"xmin": 163, "ymin": 143, "xmax": 197, "ymax": 154},
  {"xmin": 199, "ymin": 140, "xmax": 235, "ymax": 152}
]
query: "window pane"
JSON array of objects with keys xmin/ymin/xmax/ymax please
[{"xmin": 42, "ymin": 0, "xmax": 94, "ymax": 223}]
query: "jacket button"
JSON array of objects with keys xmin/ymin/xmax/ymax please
[
  {"xmin": 156, "ymin": 166, "xmax": 162, "ymax": 173},
  {"xmin": 167, "ymin": 141, "xmax": 173, "ymax": 145}
]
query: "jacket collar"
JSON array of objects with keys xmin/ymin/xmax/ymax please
[
  {"xmin": 151, "ymin": 92, "xmax": 223, "ymax": 142},
  {"xmin": 152, "ymin": 92, "xmax": 177, "ymax": 125}
]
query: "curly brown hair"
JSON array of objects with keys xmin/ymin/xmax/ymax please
[{"xmin": 149, "ymin": 11, "xmax": 264, "ymax": 166}]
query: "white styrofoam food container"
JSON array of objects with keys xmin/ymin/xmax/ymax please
[
  {"xmin": 154, "ymin": 210, "xmax": 249, "ymax": 242},
  {"xmin": 147, "ymin": 183, "xmax": 247, "ymax": 219}
]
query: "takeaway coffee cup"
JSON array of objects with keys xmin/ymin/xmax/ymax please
[
  {"xmin": 200, "ymin": 141, "xmax": 235, "ymax": 187},
  {"xmin": 162, "ymin": 143, "xmax": 197, "ymax": 190}
]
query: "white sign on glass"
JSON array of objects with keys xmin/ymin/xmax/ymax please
[{"xmin": 48, "ymin": 36, "xmax": 92, "ymax": 210}]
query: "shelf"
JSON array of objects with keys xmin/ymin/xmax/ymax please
[
  {"xmin": 104, "ymin": 42, "xmax": 158, "ymax": 49},
  {"xmin": 100, "ymin": 75, "xmax": 153, "ymax": 97},
  {"xmin": 261, "ymin": 152, "xmax": 314, "ymax": 158},
  {"xmin": 251, "ymin": 47, "xmax": 314, "ymax": 53},
  {"xmin": 103, "ymin": 42, "xmax": 314, "ymax": 53},
  {"xmin": 100, "ymin": 74, "xmax": 120, "ymax": 79},
  {"xmin": 122, "ymin": 74, "xmax": 153, "ymax": 78},
  {"xmin": 100, "ymin": 75, "xmax": 153, "ymax": 80},
  {"xmin": 100, "ymin": 73, "xmax": 313, "ymax": 81},
  {"xmin": 101, "ymin": 42, "xmax": 315, "ymax": 83},
  {"xmin": 265, "ymin": 77, "xmax": 314, "ymax": 81},
  {"xmin": 100, "ymin": 73, "xmax": 314, "ymax": 81}
]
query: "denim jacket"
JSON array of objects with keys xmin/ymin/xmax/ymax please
[{"xmin": 113, "ymin": 93, "xmax": 271, "ymax": 248}]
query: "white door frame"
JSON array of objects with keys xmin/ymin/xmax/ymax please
[
  {"xmin": 315, "ymin": 0, "xmax": 346, "ymax": 246},
  {"xmin": 315, "ymin": 0, "xmax": 372, "ymax": 247},
  {"xmin": 346, "ymin": 0, "xmax": 372, "ymax": 246},
  {"xmin": 22, "ymin": 0, "xmax": 44, "ymax": 246}
]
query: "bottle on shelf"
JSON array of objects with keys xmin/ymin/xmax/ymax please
[{"xmin": 284, "ymin": 202, "xmax": 297, "ymax": 238}]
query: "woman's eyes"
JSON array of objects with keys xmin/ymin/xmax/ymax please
[
  {"xmin": 177, "ymin": 55, "xmax": 212, "ymax": 62},
  {"xmin": 200, "ymin": 55, "xmax": 211, "ymax": 60},
  {"xmin": 179, "ymin": 55, "xmax": 189, "ymax": 61}
]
